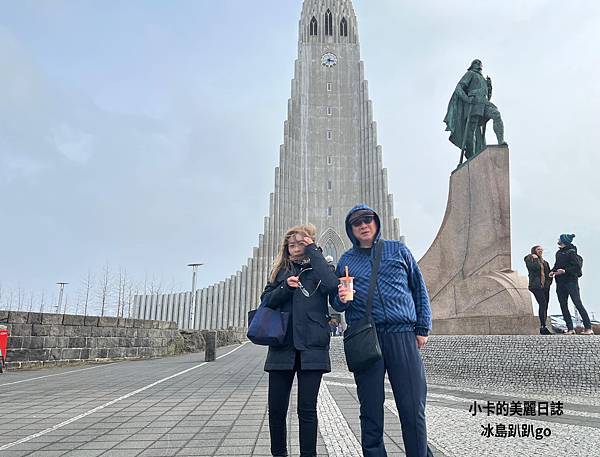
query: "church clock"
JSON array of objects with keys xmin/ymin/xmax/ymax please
[{"xmin": 321, "ymin": 52, "xmax": 337, "ymax": 67}]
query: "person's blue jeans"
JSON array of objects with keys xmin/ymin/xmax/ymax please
[{"xmin": 353, "ymin": 331, "xmax": 432, "ymax": 457}]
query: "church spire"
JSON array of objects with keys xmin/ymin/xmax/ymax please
[{"xmin": 300, "ymin": 0, "xmax": 358, "ymax": 44}]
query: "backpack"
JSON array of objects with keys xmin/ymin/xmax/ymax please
[{"xmin": 573, "ymin": 252, "xmax": 583, "ymax": 277}]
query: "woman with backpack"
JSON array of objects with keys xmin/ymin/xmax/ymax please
[
  {"xmin": 524, "ymin": 245, "xmax": 553, "ymax": 334},
  {"xmin": 550, "ymin": 234, "xmax": 594, "ymax": 335}
]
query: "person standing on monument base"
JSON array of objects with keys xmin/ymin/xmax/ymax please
[
  {"xmin": 333, "ymin": 204, "xmax": 434, "ymax": 457},
  {"xmin": 261, "ymin": 224, "xmax": 338, "ymax": 457},
  {"xmin": 524, "ymin": 245, "xmax": 553, "ymax": 334},
  {"xmin": 550, "ymin": 234, "xmax": 594, "ymax": 335}
]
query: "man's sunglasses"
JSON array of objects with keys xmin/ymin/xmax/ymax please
[{"xmin": 351, "ymin": 215, "xmax": 375, "ymax": 227}]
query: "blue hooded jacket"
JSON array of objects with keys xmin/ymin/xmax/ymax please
[{"xmin": 332, "ymin": 204, "xmax": 432, "ymax": 336}]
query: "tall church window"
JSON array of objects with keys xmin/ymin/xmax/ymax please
[
  {"xmin": 327, "ymin": 180, "xmax": 332, "ymax": 191},
  {"xmin": 323, "ymin": 238, "xmax": 338, "ymax": 262},
  {"xmin": 325, "ymin": 10, "xmax": 333, "ymax": 36},
  {"xmin": 327, "ymin": 156, "xmax": 333, "ymax": 165},
  {"xmin": 310, "ymin": 16, "xmax": 318, "ymax": 36},
  {"xmin": 340, "ymin": 17, "xmax": 348, "ymax": 37},
  {"xmin": 327, "ymin": 130, "xmax": 333, "ymax": 140},
  {"xmin": 327, "ymin": 207, "xmax": 333, "ymax": 217},
  {"xmin": 327, "ymin": 82, "xmax": 333, "ymax": 91},
  {"xmin": 326, "ymin": 106, "xmax": 333, "ymax": 116}
]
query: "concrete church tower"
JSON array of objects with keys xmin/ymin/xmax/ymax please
[
  {"xmin": 134, "ymin": 0, "xmax": 401, "ymax": 329},
  {"xmin": 280, "ymin": 0, "xmax": 401, "ymax": 253}
]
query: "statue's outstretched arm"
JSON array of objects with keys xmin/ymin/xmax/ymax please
[{"xmin": 486, "ymin": 76, "xmax": 493, "ymax": 101}]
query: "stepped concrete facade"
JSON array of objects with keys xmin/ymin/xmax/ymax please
[{"xmin": 134, "ymin": 0, "xmax": 400, "ymax": 329}]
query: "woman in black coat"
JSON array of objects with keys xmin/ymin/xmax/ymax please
[
  {"xmin": 550, "ymin": 233, "xmax": 594, "ymax": 335},
  {"xmin": 524, "ymin": 245, "xmax": 553, "ymax": 334},
  {"xmin": 261, "ymin": 224, "xmax": 338, "ymax": 457}
]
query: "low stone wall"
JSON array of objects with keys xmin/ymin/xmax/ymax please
[
  {"xmin": 430, "ymin": 315, "xmax": 541, "ymax": 335},
  {"xmin": 421, "ymin": 335, "xmax": 600, "ymax": 396},
  {"xmin": 0, "ymin": 310, "xmax": 246, "ymax": 370}
]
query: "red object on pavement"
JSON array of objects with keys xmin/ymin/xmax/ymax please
[{"xmin": 0, "ymin": 327, "xmax": 9, "ymax": 373}]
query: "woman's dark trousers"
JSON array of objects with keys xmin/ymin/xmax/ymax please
[
  {"xmin": 353, "ymin": 331, "xmax": 432, "ymax": 457},
  {"xmin": 268, "ymin": 363, "xmax": 323, "ymax": 457},
  {"xmin": 530, "ymin": 288, "xmax": 550, "ymax": 327},
  {"xmin": 556, "ymin": 280, "xmax": 592, "ymax": 330}
]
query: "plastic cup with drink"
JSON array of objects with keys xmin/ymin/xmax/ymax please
[{"xmin": 339, "ymin": 266, "xmax": 354, "ymax": 302}]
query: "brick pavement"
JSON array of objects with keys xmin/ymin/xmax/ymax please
[{"xmin": 1, "ymin": 340, "xmax": 598, "ymax": 456}]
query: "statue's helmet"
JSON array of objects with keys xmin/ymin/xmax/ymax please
[{"xmin": 469, "ymin": 59, "xmax": 483, "ymax": 70}]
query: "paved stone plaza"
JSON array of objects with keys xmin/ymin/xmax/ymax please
[{"xmin": 1, "ymin": 340, "xmax": 598, "ymax": 456}]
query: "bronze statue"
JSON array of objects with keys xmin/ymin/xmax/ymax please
[{"xmin": 444, "ymin": 59, "xmax": 507, "ymax": 163}]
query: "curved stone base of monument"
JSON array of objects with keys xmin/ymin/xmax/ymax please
[
  {"xmin": 419, "ymin": 145, "xmax": 534, "ymax": 334},
  {"xmin": 429, "ymin": 269, "xmax": 539, "ymax": 335}
]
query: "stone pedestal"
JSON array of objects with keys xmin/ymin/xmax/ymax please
[{"xmin": 418, "ymin": 146, "xmax": 533, "ymax": 334}]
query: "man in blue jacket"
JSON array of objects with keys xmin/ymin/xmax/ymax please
[{"xmin": 333, "ymin": 204, "xmax": 433, "ymax": 457}]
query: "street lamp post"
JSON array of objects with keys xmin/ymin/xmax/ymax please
[
  {"xmin": 56, "ymin": 282, "xmax": 69, "ymax": 314},
  {"xmin": 187, "ymin": 263, "xmax": 204, "ymax": 330}
]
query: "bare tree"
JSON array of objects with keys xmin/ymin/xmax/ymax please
[
  {"xmin": 74, "ymin": 290, "xmax": 81, "ymax": 315},
  {"xmin": 28, "ymin": 291, "xmax": 35, "ymax": 312},
  {"xmin": 98, "ymin": 264, "xmax": 111, "ymax": 317},
  {"xmin": 0, "ymin": 283, "xmax": 6, "ymax": 309},
  {"xmin": 17, "ymin": 287, "xmax": 24, "ymax": 311},
  {"xmin": 115, "ymin": 267, "xmax": 130, "ymax": 318},
  {"xmin": 39, "ymin": 290, "xmax": 45, "ymax": 313},
  {"xmin": 0, "ymin": 264, "xmax": 180, "ymax": 318},
  {"xmin": 82, "ymin": 270, "xmax": 94, "ymax": 316},
  {"xmin": 147, "ymin": 273, "xmax": 163, "ymax": 296},
  {"xmin": 63, "ymin": 294, "xmax": 69, "ymax": 314},
  {"xmin": 6, "ymin": 288, "xmax": 14, "ymax": 309},
  {"xmin": 116, "ymin": 268, "xmax": 122, "ymax": 318},
  {"xmin": 126, "ymin": 278, "xmax": 140, "ymax": 319}
]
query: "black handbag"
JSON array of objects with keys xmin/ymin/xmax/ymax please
[{"xmin": 343, "ymin": 241, "xmax": 383, "ymax": 372}]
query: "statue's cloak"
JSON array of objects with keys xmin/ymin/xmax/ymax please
[
  {"xmin": 443, "ymin": 91, "xmax": 468, "ymax": 150},
  {"xmin": 444, "ymin": 70, "xmax": 487, "ymax": 155}
]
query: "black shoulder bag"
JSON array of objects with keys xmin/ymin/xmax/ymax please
[{"xmin": 343, "ymin": 241, "xmax": 383, "ymax": 372}]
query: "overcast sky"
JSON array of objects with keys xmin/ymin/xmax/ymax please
[{"xmin": 1, "ymin": 0, "xmax": 599, "ymax": 319}]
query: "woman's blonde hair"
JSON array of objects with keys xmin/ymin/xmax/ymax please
[{"xmin": 269, "ymin": 224, "xmax": 317, "ymax": 282}]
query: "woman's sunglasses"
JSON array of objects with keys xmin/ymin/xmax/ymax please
[{"xmin": 297, "ymin": 268, "xmax": 322, "ymax": 297}]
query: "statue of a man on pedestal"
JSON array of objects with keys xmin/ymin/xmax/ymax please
[{"xmin": 444, "ymin": 59, "xmax": 507, "ymax": 163}]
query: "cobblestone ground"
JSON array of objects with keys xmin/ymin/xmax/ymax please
[
  {"xmin": 0, "ymin": 340, "xmax": 597, "ymax": 456},
  {"xmin": 328, "ymin": 337, "xmax": 600, "ymax": 457}
]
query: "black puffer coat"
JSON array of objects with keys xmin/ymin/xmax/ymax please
[
  {"xmin": 552, "ymin": 244, "xmax": 581, "ymax": 284},
  {"xmin": 524, "ymin": 255, "xmax": 552, "ymax": 290},
  {"xmin": 262, "ymin": 244, "xmax": 338, "ymax": 372}
]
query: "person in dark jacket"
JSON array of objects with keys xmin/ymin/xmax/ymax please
[
  {"xmin": 261, "ymin": 224, "xmax": 338, "ymax": 457},
  {"xmin": 550, "ymin": 233, "xmax": 594, "ymax": 335},
  {"xmin": 524, "ymin": 245, "xmax": 553, "ymax": 334},
  {"xmin": 333, "ymin": 204, "xmax": 433, "ymax": 457}
]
